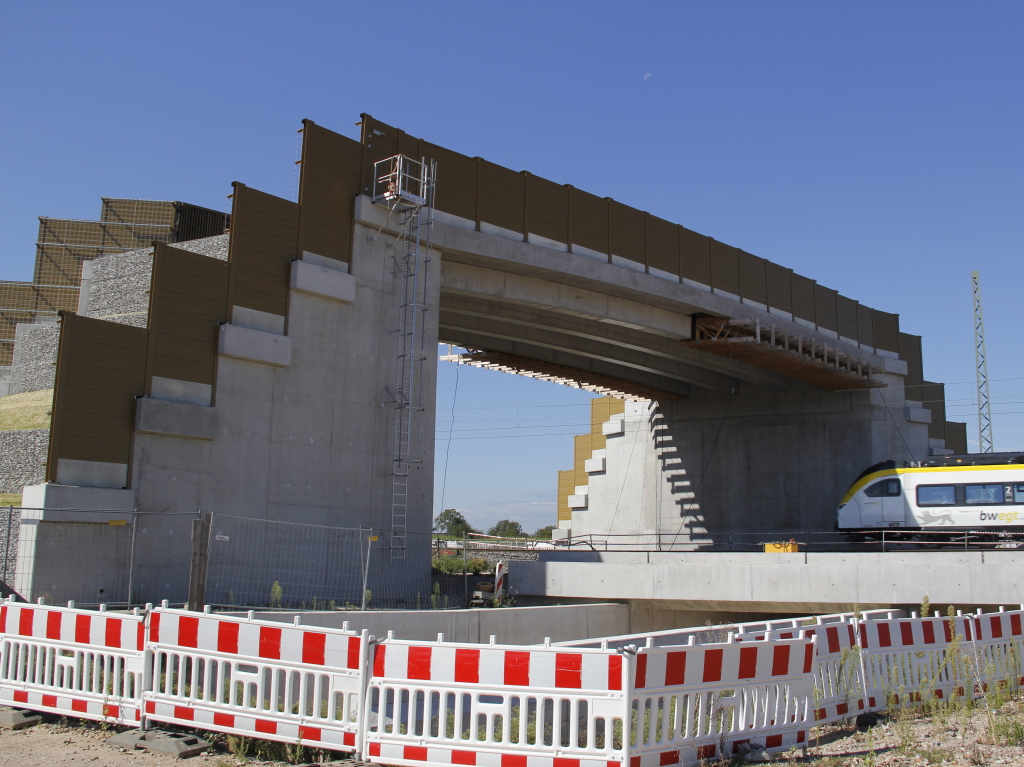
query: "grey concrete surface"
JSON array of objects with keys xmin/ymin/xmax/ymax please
[
  {"xmin": 135, "ymin": 398, "xmax": 217, "ymax": 440},
  {"xmin": 116, "ymin": 219, "xmax": 441, "ymax": 605},
  {"xmin": 245, "ymin": 603, "xmax": 630, "ymax": 645},
  {"xmin": 0, "ymin": 367, "xmax": 11, "ymax": 398},
  {"xmin": 218, "ymin": 323, "xmax": 293, "ymax": 366},
  {"xmin": 55, "ymin": 458, "xmax": 128, "ymax": 489},
  {"xmin": 150, "ymin": 376, "xmax": 212, "ymax": 407},
  {"xmin": 9, "ymin": 325, "xmax": 58, "ymax": 395},
  {"xmin": 511, "ymin": 551, "xmax": 1024, "ymax": 612},
  {"xmin": 291, "ymin": 259, "xmax": 356, "ymax": 303},
  {"xmin": 568, "ymin": 377, "xmax": 928, "ymax": 540}
]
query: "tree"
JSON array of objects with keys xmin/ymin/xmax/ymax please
[
  {"xmin": 433, "ymin": 508, "xmax": 476, "ymax": 536},
  {"xmin": 533, "ymin": 525, "xmax": 556, "ymax": 540},
  {"xmin": 487, "ymin": 519, "xmax": 526, "ymax": 538}
]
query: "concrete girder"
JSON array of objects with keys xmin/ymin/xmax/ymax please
[
  {"xmin": 441, "ymin": 261, "xmax": 693, "ymax": 340},
  {"xmin": 438, "ymin": 327, "xmax": 692, "ymax": 398},
  {"xmin": 354, "ymin": 196, "xmax": 904, "ymax": 379},
  {"xmin": 439, "ymin": 310, "xmax": 730, "ymax": 393},
  {"xmin": 440, "ymin": 292, "xmax": 791, "ymax": 391}
]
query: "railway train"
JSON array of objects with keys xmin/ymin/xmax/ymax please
[{"xmin": 837, "ymin": 452, "xmax": 1024, "ymax": 540}]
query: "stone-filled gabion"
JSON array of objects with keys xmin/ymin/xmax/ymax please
[
  {"xmin": 87, "ymin": 246, "xmax": 153, "ymax": 327},
  {"xmin": 174, "ymin": 233, "xmax": 229, "ymax": 261},
  {"xmin": 86, "ymin": 233, "xmax": 230, "ymax": 328},
  {"xmin": 0, "ymin": 428, "xmax": 48, "ymax": 492},
  {"xmin": 9, "ymin": 325, "xmax": 58, "ymax": 395}
]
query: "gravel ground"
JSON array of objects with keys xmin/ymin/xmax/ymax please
[
  {"xmin": 0, "ymin": 719, "xmax": 340, "ymax": 766},
  {"xmin": 788, "ymin": 697, "xmax": 1024, "ymax": 765},
  {"xmin": 6, "ymin": 695, "xmax": 1024, "ymax": 766}
]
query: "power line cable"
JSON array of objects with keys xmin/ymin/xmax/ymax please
[{"xmin": 439, "ymin": 361, "xmax": 460, "ymax": 513}]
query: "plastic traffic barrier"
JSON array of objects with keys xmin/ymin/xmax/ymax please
[
  {"xmin": 627, "ymin": 634, "xmax": 815, "ymax": 766},
  {"xmin": 364, "ymin": 636, "xmax": 628, "ymax": 767},
  {"xmin": 145, "ymin": 606, "xmax": 366, "ymax": 752},
  {"xmin": 0, "ymin": 599, "xmax": 145, "ymax": 724}
]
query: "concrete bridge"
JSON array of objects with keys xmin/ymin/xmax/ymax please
[{"xmin": 2, "ymin": 114, "xmax": 969, "ymax": 605}]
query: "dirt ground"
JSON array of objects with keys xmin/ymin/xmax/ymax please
[
  {"xmin": 0, "ymin": 719, "xmax": 337, "ymax": 766},
  {"xmin": 4, "ymin": 699, "xmax": 1024, "ymax": 767}
]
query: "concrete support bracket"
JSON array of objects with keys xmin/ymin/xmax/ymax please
[
  {"xmin": 291, "ymin": 259, "xmax": 356, "ymax": 303},
  {"xmin": 135, "ymin": 397, "xmax": 217, "ymax": 440},
  {"xmin": 218, "ymin": 323, "xmax": 292, "ymax": 367}
]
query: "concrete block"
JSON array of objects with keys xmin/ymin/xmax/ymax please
[
  {"xmin": 107, "ymin": 729, "xmax": 210, "ymax": 757},
  {"xmin": 568, "ymin": 494, "xmax": 587, "ymax": 509},
  {"xmin": 648, "ymin": 267, "xmax": 679, "ymax": 282},
  {"xmin": 151, "ymin": 375, "xmax": 212, "ymax": 406},
  {"xmin": 432, "ymin": 209, "xmax": 476, "ymax": 231},
  {"xmin": 135, "ymin": 397, "xmax": 217, "ymax": 440},
  {"xmin": 906, "ymin": 406, "xmax": 932, "ymax": 424},
  {"xmin": 219, "ymin": 323, "xmax": 292, "ymax": 367},
  {"xmin": 585, "ymin": 456, "xmax": 606, "ymax": 473},
  {"xmin": 231, "ymin": 305, "xmax": 286, "ymax": 335},
  {"xmin": 602, "ymin": 418, "xmax": 625, "ymax": 436},
  {"xmin": 479, "ymin": 221, "xmax": 524, "ymax": 242},
  {"xmin": 22, "ymin": 483, "xmax": 135, "ymax": 515},
  {"xmin": 571, "ymin": 243, "xmax": 609, "ymax": 262},
  {"xmin": 301, "ymin": 250, "xmax": 349, "ymax": 272},
  {"xmin": 0, "ymin": 707, "xmax": 44, "ymax": 729},
  {"xmin": 55, "ymin": 458, "xmax": 127, "ymax": 489},
  {"xmin": 527, "ymin": 233, "xmax": 568, "ymax": 253},
  {"xmin": 291, "ymin": 259, "xmax": 356, "ymax": 303}
]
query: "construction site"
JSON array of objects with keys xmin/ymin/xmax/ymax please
[{"xmin": 0, "ymin": 113, "xmax": 1020, "ymax": 765}]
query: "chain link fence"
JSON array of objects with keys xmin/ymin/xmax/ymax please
[{"xmin": 0, "ymin": 509, "xmax": 520, "ymax": 611}]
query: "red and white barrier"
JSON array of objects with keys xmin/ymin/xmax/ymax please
[
  {"xmin": 0, "ymin": 600, "xmax": 145, "ymax": 725},
  {"xmin": 627, "ymin": 635, "xmax": 815, "ymax": 766},
  {"xmin": 2, "ymin": 597, "xmax": 1024, "ymax": 767},
  {"xmin": 145, "ymin": 607, "xmax": 365, "ymax": 752},
  {"xmin": 364, "ymin": 637, "xmax": 628, "ymax": 767}
]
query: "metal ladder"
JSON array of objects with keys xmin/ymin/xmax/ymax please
[{"xmin": 372, "ymin": 155, "xmax": 436, "ymax": 560}]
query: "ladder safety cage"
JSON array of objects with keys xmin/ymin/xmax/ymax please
[{"xmin": 372, "ymin": 154, "xmax": 438, "ymax": 560}]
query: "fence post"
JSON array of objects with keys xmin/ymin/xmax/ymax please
[
  {"xmin": 361, "ymin": 533, "xmax": 374, "ymax": 611},
  {"xmin": 187, "ymin": 512, "xmax": 212, "ymax": 612},
  {"xmin": 463, "ymin": 532, "xmax": 468, "ymax": 607},
  {"xmin": 127, "ymin": 510, "xmax": 138, "ymax": 606},
  {"xmin": 2, "ymin": 506, "xmax": 11, "ymax": 583}
]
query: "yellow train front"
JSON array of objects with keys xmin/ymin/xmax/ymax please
[{"xmin": 837, "ymin": 453, "xmax": 1024, "ymax": 541}]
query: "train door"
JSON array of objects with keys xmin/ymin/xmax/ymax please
[{"xmin": 862, "ymin": 477, "xmax": 904, "ymax": 525}]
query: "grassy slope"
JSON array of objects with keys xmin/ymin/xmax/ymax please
[{"xmin": 0, "ymin": 389, "xmax": 52, "ymax": 432}]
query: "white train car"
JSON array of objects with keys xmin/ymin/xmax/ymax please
[{"xmin": 838, "ymin": 453, "xmax": 1024, "ymax": 537}]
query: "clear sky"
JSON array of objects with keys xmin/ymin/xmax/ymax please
[{"xmin": 2, "ymin": 3, "xmax": 1021, "ymax": 533}]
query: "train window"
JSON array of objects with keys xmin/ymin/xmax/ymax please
[
  {"xmin": 864, "ymin": 479, "xmax": 901, "ymax": 498},
  {"xmin": 917, "ymin": 485, "xmax": 956, "ymax": 506},
  {"xmin": 965, "ymin": 484, "xmax": 1004, "ymax": 504},
  {"xmin": 1015, "ymin": 485, "xmax": 1024, "ymax": 503}
]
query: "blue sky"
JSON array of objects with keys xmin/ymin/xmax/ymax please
[{"xmin": 2, "ymin": 3, "xmax": 1022, "ymax": 533}]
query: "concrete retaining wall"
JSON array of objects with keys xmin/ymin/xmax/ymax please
[
  {"xmin": 513, "ymin": 551, "xmax": 1024, "ymax": 612},
  {"xmin": 244, "ymin": 602, "xmax": 630, "ymax": 645}
]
